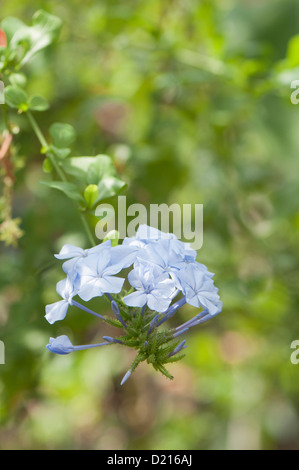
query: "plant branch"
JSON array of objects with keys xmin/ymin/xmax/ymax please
[
  {"xmin": 79, "ymin": 211, "xmax": 96, "ymax": 246},
  {"xmin": 26, "ymin": 110, "xmax": 96, "ymax": 246},
  {"xmin": 26, "ymin": 110, "xmax": 66, "ymax": 182}
]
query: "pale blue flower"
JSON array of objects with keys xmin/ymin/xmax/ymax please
[
  {"xmin": 108, "ymin": 244, "xmax": 139, "ymax": 272},
  {"xmin": 46, "ymin": 225, "xmax": 223, "ymax": 381},
  {"xmin": 76, "ymin": 246, "xmax": 126, "ymax": 301},
  {"xmin": 135, "ymin": 238, "xmax": 189, "ymax": 276},
  {"xmin": 54, "ymin": 240, "xmax": 111, "ymax": 274},
  {"xmin": 46, "ymin": 335, "xmax": 110, "ymax": 355},
  {"xmin": 45, "ymin": 276, "xmax": 105, "ymax": 324},
  {"xmin": 123, "ymin": 263, "xmax": 177, "ymax": 312},
  {"xmin": 55, "ymin": 241, "xmax": 138, "ymax": 301},
  {"xmin": 175, "ymin": 264, "xmax": 222, "ymax": 315},
  {"xmin": 136, "ymin": 224, "xmax": 176, "ymax": 241},
  {"xmin": 122, "ymin": 224, "xmax": 183, "ymax": 257},
  {"xmin": 163, "ymin": 236, "xmax": 197, "ymax": 264},
  {"xmin": 123, "ymin": 224, "xmax": 176, "ymax": 247},
  {"xmin": 122, "ymin": 236, "xmax": 148, "ymax": 250},
  {"xmin": 45, "ymin": 277, "xmax": 76, "ymax": 324},
  {"xmin": 124, "ymin": 224, "xmax": 196, "ymax": 260},
  {"xmin": 46, "ymin": 335, "xmax": 74, "ymax": 354}
]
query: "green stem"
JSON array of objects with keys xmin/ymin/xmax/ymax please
[
  {"xmin": 26, "ymin": 111, "xmax": 66, "ymax": 182},
  {"xmin": 26, "ymin": 110, "xmax": 96, "ymax": 246},
  {"xmin": 79, "ymin": 212, "xmax": 96, "ymax": 246},
  {"xmin": 26, "ymin": 111, "xmax": 48, "ymax": 148}
]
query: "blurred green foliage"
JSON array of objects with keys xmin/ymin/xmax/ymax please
[{"xmin": 0, "ymin": 0, "xmax": 299, "ymax": 450}]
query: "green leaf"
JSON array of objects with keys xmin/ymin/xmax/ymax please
[
  {"xmin": 49, "ymin": 122, "xmax": 76, "ymax": 148},
  {"xmin": 86, "ymin": 155, "xmax": 126, "ymax": 201},
  {"xmin": 42, "ymin": 158, "xmax": 53, "ymax": 173},
  {"xmin": 83, "ymin": 184, "xmax": 99, "ymax": 209},
  {"xmin": 4, "ymin": 85, "xmax": 28, "ymax": 110},
  {"xmin": 62, "ymin": 155, "xmax": 126, "ymax": 201},
  {"xmin": 8, "ymin": 73, "xmax": 27, "ymax": 88},
  {"xmin": 9, "ymin": 10, "xmax": 62, "ymax": 67},
  {"xmin": 63, "ymin": 156, "xmax": 97, "ymax": 181},
  {"xmin": 87, "ymin": 155, "xmax": 117, "ymax": 184},
  {"xmin": 1, "ymin": 17, "xmax": 25, "ymax": 43},
  {"xmin": 97, "ymin": 176, "xmax": 126, "ymax": 201},
  {"xmin": 40, "ymin": 180, "xmax": 85, "ymax": 203},
  {"xmin": 50, "ymin": 145, "xmax": 71, "ymax": 160},
  {"xmin": 29, "ymin": 95, "xmax": 49, "ymax": 111}
]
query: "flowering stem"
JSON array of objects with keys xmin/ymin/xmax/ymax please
[
  {"xmin": 74, "ymin": 341, "xmax": 110, "ymax": 351},
  {"xmin": 79, "ymin": 212, "xmax": 96, "ymax": 246},
  {"xmin": 71, "ymin": 300, "xmax": 105, "ymax": 320}
]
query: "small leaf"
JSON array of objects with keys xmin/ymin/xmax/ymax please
[
  {"xmin": 62, "ymin": 156, "xmax": 96, "ymax": 181},
  {"xmin": 97, "ymin": 176, "xmax": 127, "ymax": 201},
  {"xmin": 62, "ymin": 154, "xmax": 126, "ymax": 201},
  {"xmin": 1, "ymin": 17, "xmax": 25, "ymax": 43},
  {"xmin": 4, "ymin": 85, "xmax": 28, "ymax": 110},
  {"xmin": 83, "ymin": 184, "xmax": 99, "ymax": 209},
  {"xmin": 50, "ymin": 145, "xmax": 71, "ymax": 159},
  {"xmin": 49, "ymin": 122, "xmax": 76, "ymax": 148},
  {"xmin": 8, "ymin": 73, "xmax": 27, "ymax": 88},
  {"xmin": 40, "ymin": 180, "xmax": 85, "ymax": 203},
  {"xmin": 9, "ymin": 10, "xmax": 62, "ymax": 67},
  {"xmin": 42, "ymin": 157, "xmax": 53, "ymax": 173},
  {"xmin": 85, "ymin": 154, "xmax": 126, "ymax": 201},
  {"xmin": 87, "ymin": 155, "xmax": 117, "ymax": 185},
  {"xmin": 29, "ymin": 95, "xmax": 49, "ymax": 111}
]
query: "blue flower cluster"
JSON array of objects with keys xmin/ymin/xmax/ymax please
[{"xmin": 46, "ymin": 225, "xmax": 222, "ymax": 384}]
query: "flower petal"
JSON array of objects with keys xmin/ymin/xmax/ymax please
[
  {"xmin": 123, "ymin": 291, "xmax": 147, "ymax": 308},
  {"xmin": 45, "ymin": 300, "xmax": 69, "ymax": 324}
]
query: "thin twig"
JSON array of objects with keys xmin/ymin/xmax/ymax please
[{"xmin": 0, "ymin": 132, "xmax": 12, "ymax": 160}]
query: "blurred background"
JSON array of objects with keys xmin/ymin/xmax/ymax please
[{"xmin": 0, "ymin": 0, "xmax": 299, "ymax": 450}]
